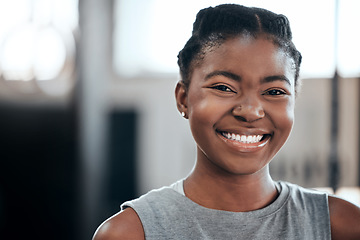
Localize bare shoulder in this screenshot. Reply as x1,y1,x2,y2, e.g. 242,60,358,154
92,208,145,240
328,195,360,240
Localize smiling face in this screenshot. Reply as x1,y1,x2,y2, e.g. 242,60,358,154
176,35,296,176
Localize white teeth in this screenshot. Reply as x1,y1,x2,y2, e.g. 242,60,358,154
222,132,264,144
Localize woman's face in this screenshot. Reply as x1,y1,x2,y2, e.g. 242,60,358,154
177,35,296,176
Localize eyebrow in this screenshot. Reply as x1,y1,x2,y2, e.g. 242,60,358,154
205,70,291,86
262,75,291,86
205,71,241,82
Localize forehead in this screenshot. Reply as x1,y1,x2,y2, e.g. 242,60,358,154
196,35,295,85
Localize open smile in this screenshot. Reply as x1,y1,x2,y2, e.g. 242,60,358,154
217,130,272,152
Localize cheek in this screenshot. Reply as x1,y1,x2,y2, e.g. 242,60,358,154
188,94,224,124
266,97,295,136
287,97,295,122
278,98,295,133
187,99,215,148
189,102,216,132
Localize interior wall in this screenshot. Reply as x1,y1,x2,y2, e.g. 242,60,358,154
338,77,359,186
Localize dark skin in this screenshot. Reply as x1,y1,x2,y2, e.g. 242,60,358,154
93,36,360,240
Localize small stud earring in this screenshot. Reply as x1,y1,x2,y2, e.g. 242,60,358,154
181,112,186,118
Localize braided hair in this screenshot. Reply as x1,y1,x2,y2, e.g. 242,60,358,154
177,4,302,90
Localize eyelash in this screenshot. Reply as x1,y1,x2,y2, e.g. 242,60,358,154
210,84,236,93
263,89,287,96
210,85,287,96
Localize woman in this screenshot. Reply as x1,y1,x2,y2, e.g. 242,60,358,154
94,4,360,239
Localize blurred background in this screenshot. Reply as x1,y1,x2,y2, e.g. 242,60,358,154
0,0,359,239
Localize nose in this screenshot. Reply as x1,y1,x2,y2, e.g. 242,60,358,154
232,97,265,122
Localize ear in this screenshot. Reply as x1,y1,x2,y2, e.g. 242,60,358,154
175,81,188,119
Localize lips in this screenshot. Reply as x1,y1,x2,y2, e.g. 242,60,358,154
216,130,272,152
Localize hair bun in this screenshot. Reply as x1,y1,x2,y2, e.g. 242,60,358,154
192,4,258,38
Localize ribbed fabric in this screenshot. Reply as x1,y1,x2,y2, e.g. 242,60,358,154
121,181,331,239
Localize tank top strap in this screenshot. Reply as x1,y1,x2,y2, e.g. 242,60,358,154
169,178,185,196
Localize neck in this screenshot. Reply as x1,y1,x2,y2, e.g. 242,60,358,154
184,164,278,212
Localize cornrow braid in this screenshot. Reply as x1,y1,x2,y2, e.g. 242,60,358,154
177,4,302,91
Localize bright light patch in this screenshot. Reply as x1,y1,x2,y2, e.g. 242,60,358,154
337,0,360,77
0,0,77,86
1,23,36,81
34,27,67,81
1,23,66,81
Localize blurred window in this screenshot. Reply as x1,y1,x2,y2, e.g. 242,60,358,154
0,0,78,96
114,0,360,79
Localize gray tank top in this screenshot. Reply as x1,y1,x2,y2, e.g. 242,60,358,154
121,180,331,239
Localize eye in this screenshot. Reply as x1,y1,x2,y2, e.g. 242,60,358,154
210,84,236,93
263,88,287,96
